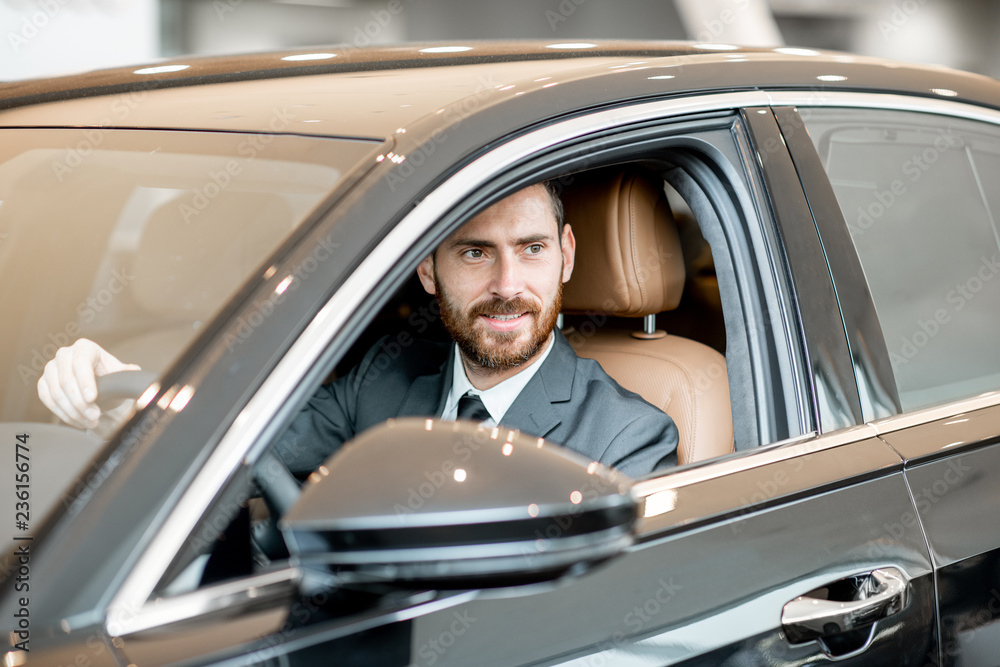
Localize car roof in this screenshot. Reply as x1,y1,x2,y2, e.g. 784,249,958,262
2,40,999,140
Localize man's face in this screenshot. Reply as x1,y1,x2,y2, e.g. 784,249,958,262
417,184,575,373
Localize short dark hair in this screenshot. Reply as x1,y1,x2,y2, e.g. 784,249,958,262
541,180,565,233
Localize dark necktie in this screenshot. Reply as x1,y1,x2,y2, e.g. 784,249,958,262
456,392,491,423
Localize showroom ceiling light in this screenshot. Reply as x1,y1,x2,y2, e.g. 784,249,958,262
773,47,820,57
419,46,473,53
546,43,597,49
133,65,190,75
691,43,740,50
282,53,338,62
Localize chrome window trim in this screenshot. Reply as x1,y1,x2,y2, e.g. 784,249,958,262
105,88,817,634
870,390,1000,435
632,426,878,499
117,568,301,636
766,90,1000,126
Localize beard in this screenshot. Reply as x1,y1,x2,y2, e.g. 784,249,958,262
434,273,562,373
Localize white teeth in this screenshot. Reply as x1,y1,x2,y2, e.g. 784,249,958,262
491,314,522,321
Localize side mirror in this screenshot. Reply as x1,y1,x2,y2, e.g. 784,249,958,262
280,418,637,588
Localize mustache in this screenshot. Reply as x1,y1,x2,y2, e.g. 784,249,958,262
467,297,539,318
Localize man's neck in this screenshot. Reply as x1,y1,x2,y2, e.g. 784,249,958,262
460,333,553,390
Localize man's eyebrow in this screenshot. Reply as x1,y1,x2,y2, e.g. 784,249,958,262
447,237,497,250
515,233,553,245
446,233,554,249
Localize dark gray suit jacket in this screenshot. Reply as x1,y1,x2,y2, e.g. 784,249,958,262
275,330,678,478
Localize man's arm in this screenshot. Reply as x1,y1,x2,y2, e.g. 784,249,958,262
269,335,399,475
269,370,363,475
603,411,679,478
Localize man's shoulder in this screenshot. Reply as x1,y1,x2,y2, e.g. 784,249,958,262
552,334,664,418
356,334,450,381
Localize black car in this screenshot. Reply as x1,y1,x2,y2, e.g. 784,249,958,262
2,40,1000,665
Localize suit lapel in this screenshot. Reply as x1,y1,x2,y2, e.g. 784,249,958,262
501,330,576,438
398,344,453,417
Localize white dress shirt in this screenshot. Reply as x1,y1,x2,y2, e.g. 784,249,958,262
440,333,555,426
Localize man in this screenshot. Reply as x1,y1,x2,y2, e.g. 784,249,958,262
38,183,678,477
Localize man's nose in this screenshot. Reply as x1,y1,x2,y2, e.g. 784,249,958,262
489,253,524,299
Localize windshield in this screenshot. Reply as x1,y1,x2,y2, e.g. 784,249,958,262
1,129,377,423
0,128,378,565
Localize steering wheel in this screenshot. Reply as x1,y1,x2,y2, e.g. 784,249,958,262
94,369,159,409
250,452,304,560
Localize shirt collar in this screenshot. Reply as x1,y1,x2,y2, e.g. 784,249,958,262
443,333,555,425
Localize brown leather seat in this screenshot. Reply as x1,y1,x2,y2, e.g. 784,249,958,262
561,167,733,465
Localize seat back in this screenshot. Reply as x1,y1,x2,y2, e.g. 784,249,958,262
561,167,733,464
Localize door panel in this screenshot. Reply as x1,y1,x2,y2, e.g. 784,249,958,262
877,403,1000,665
407,438,935,666
782,98,1000,665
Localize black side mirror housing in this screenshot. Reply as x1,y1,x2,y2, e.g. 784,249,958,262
280,418,637,588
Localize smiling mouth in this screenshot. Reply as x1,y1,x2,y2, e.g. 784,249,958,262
484,313,525,321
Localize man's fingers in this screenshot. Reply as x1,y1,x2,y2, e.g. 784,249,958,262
36,375,69,425
73,347,102,405
55,345,98,420
38,360,93,429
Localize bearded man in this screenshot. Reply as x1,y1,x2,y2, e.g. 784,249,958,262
38,182,678,477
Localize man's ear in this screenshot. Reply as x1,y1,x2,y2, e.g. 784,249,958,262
417,255,437,294
560,223,576,283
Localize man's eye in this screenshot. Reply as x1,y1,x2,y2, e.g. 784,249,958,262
465,249,483,259
527,244,542,254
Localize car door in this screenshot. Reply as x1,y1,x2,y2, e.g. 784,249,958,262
785,94,1000,666
398,104,938,666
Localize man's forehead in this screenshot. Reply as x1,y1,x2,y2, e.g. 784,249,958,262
447,185,557,243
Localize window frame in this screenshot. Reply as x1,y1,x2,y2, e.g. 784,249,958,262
779,91,1000,423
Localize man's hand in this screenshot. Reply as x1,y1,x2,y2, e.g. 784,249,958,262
37,338,141,430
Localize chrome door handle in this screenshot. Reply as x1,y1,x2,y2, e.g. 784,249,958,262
782,567,909,646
